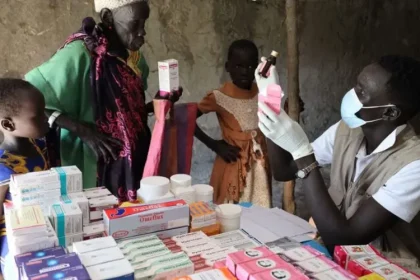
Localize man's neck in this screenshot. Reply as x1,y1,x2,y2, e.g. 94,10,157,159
362,123,399,155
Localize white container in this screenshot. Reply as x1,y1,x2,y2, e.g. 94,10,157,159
215,204,242,233
138,176,171,202
158,59,179,93
193,184,214,203
170,174,191,192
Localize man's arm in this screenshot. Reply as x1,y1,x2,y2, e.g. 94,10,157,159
296,154,399,247
267,140,297,181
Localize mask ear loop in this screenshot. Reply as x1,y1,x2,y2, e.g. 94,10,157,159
360,104,397,123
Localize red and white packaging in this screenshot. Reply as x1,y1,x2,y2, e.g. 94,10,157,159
334,245,379,269
311,267,358,280
103,199,189,240
237,255,303,280
389,272,420,280
250,266,309,280
279,245,323,263
372,263,407,279
347,255,389,277
294,255,338,275
89,195,119,222
158,59,179,94
226,246,274,275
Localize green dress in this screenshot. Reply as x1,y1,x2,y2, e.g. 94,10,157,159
25,40,149,189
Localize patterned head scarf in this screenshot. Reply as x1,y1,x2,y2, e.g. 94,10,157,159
94,0,148,12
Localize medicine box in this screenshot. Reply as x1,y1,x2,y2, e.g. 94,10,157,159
236,255,290,280
103,199,189,240
311,267,358,280
72,236,117,255
347,255,389,277
23,253,82,279
88,195,119,222
294,255,339,275
6,205,46,237
83,222,105,240
174,267,237,280
279,245,323,263
27,265,90,280
158,59,179,93
83,186,111,199
61,192,89,225
78,246,125,267
226,246,274,275
334,245,379,269
250,266,309,280
50,202,83,237
58,232,83,248
86,259,134,280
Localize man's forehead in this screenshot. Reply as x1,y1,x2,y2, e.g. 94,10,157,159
358,63,391,90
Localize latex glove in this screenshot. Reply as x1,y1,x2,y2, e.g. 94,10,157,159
254,57,280,96
258,102,313,160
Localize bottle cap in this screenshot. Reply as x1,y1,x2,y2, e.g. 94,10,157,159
271,50,279,57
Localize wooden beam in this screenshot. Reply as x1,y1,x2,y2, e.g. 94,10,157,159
283,0,300,214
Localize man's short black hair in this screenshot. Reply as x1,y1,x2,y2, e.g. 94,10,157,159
227,39,258,61
378,55,420,114
0,78,35,117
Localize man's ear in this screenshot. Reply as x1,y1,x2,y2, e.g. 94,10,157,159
100,8,114,28
1,118,15,132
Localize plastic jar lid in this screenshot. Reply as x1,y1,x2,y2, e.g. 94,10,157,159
215,204,242,219
140,176,170,197
192,184,213,195
170,174,192,188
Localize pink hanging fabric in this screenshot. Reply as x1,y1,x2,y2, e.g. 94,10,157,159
143,100,197,178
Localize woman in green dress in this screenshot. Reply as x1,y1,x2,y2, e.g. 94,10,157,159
26,0,180,202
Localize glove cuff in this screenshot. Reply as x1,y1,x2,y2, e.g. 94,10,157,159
291,144,314,160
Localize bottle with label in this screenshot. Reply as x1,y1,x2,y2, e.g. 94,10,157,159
171,174,196,204
259,51,278,78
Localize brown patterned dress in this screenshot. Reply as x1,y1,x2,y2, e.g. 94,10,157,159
198,82,272,207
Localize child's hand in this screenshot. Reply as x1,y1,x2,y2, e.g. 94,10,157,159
212,140,241,163
254,57,280,96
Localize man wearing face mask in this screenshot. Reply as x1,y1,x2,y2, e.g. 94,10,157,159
258,55,420,266
25,0,181,202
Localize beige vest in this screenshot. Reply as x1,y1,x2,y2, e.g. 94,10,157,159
329,122,420,266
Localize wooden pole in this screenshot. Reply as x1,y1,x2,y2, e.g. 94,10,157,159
283,0,300,214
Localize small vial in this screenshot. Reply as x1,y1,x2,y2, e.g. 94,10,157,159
259,50,278,78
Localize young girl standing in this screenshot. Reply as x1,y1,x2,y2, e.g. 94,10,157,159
195,40,272,207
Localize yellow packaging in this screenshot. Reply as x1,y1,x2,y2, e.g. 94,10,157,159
359,273,385,280
190,223,221,236
190,202,216,229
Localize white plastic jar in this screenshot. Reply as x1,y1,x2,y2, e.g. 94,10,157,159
215,204,242,233
138,176,173,203
170,174,195,204
192,184,214,204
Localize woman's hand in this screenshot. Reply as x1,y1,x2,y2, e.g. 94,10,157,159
76,122,122,163
155,87,183,103
211,140,241,163
258,102,312,160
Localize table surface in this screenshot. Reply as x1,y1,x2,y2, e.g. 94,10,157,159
238,202,331,258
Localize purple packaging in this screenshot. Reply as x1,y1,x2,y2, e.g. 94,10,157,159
23,253,82,279
28,265,90,280
15,247,66,280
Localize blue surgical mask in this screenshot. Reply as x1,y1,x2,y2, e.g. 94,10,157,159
340,88,395,128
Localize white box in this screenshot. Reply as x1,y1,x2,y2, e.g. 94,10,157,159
50,202,83,237
10,166,82,195
86,259,134,280
6,205,46,237
83,222,105,240
89,195,119,222
61,192,89,225
83,187,111,199
79,246,125,267
73,236,117,254
158,59,179,93
58,232,83,248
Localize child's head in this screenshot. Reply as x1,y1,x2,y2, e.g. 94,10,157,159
226,39,259,90
0,78,48,139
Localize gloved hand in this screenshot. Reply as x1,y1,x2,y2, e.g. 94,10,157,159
254,57,280,96
258,102,313,160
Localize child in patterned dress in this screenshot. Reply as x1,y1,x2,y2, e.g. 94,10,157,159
0,79,49,275
195,40,272,207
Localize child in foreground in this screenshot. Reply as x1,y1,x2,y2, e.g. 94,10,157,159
195,39,272,207
0,79,50,274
